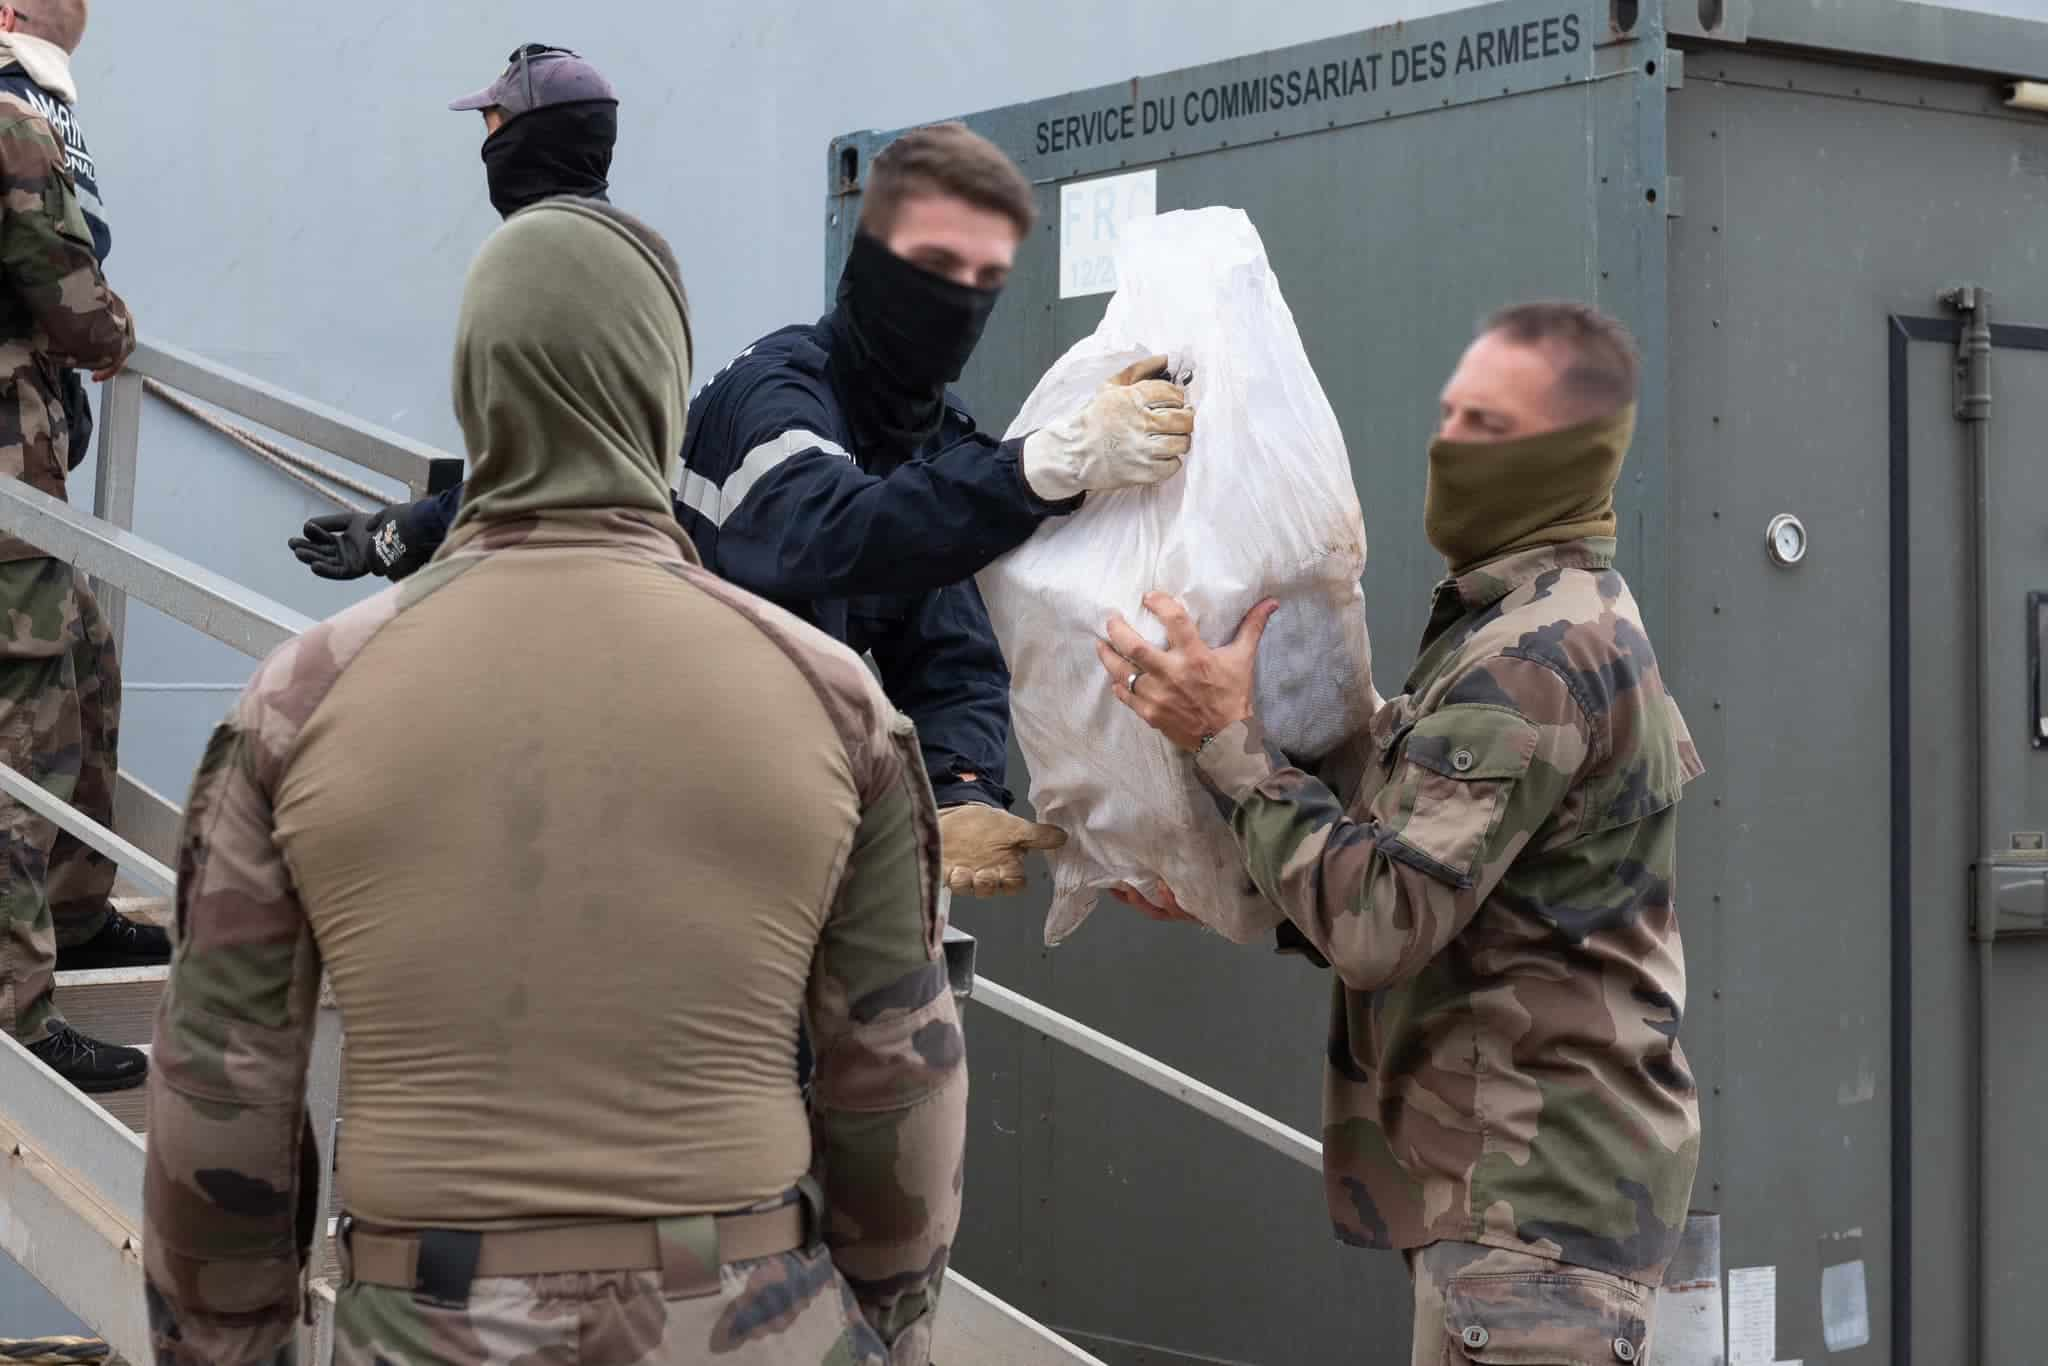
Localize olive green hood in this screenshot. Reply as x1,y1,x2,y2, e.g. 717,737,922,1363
450,197,692,532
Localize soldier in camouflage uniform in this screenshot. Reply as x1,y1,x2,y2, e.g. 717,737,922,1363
1103,302,1701,1365
0,0,159,1096
144,200,964,1365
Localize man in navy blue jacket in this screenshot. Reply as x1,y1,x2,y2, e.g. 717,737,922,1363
297,122,1194,894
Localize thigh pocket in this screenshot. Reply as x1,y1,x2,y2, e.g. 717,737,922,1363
1445,1268,1650,1364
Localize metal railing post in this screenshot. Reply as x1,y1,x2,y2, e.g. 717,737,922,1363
428,456,465,498
90,368,145,656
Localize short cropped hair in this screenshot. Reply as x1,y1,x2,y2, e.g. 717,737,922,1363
24,0,87,52
1482,300,1640,420
859,121,1036,241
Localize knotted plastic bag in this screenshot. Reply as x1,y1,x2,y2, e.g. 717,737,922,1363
980,206,1376,945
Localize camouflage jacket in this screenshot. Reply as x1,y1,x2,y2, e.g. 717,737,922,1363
143,511,965,1366
1195,538,1703,1285
0,90,132,561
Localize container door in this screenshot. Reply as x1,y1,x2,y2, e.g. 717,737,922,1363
1898,307,2048,1366
1672,45,2048,1365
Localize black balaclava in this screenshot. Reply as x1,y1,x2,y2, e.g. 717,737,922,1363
481,100,619,219
828,231,1001,458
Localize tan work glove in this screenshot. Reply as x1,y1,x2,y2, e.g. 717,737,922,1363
937,804,1068,896
1020,355,1194,501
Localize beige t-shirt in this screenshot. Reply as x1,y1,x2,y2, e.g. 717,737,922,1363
275,543,860,1225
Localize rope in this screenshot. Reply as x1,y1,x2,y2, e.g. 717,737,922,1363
141,379,392,515
0,1339,110,1364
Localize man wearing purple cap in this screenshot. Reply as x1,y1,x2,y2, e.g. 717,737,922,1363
451,41,618,218
291,43,617,581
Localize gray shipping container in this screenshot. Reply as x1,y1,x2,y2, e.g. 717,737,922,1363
826,2,2048,1362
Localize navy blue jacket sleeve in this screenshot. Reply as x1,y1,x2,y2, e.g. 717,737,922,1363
865,581,1013,810
383,483,463,581
700,376,1077,601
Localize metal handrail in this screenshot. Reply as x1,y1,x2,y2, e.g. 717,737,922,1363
0,760,172,895
0,477,311,657
118,339,460,496
972,977,1321,1170
86,338,465,653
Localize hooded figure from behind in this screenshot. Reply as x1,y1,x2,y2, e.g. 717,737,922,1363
145,200,967,1366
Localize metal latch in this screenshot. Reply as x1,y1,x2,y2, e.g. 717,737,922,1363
1976,860,2048,940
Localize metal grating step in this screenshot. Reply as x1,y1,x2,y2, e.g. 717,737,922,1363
51,967,164,1050
50,898,173,1135
85,1046,149,1135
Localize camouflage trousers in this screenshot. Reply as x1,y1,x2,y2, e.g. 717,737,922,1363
332,1245,893,1365
1406,1241,1656,1366
0,558,119,1044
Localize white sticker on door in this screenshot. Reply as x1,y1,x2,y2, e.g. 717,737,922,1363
1822,1259,1872,1353
1727,1265,1778,1365
1058,169,1157,299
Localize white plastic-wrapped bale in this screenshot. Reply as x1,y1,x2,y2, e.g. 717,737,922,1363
980,207,1377,945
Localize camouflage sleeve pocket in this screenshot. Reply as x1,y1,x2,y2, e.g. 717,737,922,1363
886,713,946,959
1382,705,1538,887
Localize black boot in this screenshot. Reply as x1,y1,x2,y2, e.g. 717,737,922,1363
57,909,171,970
26,1021,147,1093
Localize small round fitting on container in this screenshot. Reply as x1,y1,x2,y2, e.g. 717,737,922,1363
1766,513,1809,567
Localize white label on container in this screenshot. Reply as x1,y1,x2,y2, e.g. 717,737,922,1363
1058,169,1157,299
1822,1259,1872,1353
1727,1265,1777,1366
1651,1277,1726,1364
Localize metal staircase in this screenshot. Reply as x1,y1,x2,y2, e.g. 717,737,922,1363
0,342,1341,1364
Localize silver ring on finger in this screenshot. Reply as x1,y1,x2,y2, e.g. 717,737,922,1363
1126,672,1142,695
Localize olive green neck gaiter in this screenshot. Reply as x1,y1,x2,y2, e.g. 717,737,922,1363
450,198,692,533
1424,403,1636,574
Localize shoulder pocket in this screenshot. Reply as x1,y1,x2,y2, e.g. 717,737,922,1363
1445,1268,1650,1364
1385,705,1538,886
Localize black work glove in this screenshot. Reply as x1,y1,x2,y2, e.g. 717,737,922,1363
289,507,423,581
59,369,93,471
